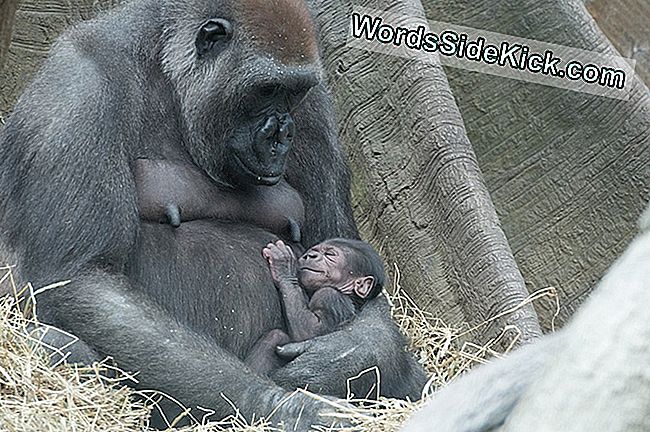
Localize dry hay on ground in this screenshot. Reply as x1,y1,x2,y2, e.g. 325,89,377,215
0,265,557,431
0,267,149,432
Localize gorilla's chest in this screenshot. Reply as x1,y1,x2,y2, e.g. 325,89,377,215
127,220,285,359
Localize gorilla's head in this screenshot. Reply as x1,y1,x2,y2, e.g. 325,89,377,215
160,0,321,187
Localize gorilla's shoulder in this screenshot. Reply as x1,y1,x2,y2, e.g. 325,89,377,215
51,0,163,71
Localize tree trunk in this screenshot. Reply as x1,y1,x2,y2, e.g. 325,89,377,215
0,0,20,73
0,0,119,117
500,220,650,431
586,0,650,87
401,209,650,431
310,0,542,343
422,0,650,330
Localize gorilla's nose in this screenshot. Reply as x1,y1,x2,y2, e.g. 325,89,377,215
254,114,295,164
258,116,280,142
276,114,293,144
253,68,319,111
257,114,294,145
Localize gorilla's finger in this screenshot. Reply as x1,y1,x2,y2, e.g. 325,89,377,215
283,242,296,259
276,340,311,360
277,246,292,260
267,243,281,255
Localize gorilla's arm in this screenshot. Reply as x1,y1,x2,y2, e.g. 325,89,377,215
272,296,428,400
39,271,328,425
0,40,344,428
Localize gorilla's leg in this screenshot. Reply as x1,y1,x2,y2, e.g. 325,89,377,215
26,324,102,366
37,270,349,430
272,297,428,401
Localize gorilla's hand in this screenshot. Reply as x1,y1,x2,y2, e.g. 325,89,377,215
271,296,428,400
271,328,375,399
262,240,298,285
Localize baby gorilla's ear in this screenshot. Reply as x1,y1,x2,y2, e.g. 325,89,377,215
353,276,375,299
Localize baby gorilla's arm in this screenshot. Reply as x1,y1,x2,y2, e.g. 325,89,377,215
278,286,355,342
263,240,349,341
277,281,323,342
307,288,356,331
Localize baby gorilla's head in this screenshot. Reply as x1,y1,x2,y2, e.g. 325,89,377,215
298,238,386,301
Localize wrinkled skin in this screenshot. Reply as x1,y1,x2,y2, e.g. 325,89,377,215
298,242,358,293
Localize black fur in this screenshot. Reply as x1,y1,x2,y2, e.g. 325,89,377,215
0,0,426,428
134,158,305,242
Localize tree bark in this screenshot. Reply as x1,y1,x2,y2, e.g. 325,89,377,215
501,217,650,431
310,0,542,343
0,0,119,117
0,0,20,73
422,0,650,330
401,210,650,432
586,0,650,87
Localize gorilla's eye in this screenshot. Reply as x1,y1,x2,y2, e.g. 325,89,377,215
196,18,233,57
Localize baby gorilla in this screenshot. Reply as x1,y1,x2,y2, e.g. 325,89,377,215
245,238,386,375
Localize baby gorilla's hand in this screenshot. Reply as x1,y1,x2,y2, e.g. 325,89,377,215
262,240,298,285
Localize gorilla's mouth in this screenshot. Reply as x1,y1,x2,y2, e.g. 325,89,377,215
232,154,283,186
226,114,293,186
300,267,323,274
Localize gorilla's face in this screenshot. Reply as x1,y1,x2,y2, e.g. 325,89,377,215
298,243,353,293
223,62,318,186
160,0,321,187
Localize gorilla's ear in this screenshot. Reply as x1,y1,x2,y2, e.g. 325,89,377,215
353,276,375,299
196,18,233,57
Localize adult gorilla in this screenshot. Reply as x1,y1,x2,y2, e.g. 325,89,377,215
0,0,425,428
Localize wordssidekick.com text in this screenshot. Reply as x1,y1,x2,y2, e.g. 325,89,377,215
348,10,634,99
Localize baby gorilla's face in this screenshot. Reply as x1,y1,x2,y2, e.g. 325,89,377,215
297,242,353,293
